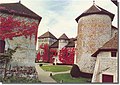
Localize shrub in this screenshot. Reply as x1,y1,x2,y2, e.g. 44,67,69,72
70,64,81,78
39,64,43,66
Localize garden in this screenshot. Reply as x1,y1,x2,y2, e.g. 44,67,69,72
51,73,91,83
40,64,91,83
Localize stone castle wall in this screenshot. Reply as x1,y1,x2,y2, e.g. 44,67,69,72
6,35,36,66
1,13,40,67
77,14,112,73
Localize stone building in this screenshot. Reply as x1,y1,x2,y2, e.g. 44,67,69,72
0,2,42,66
37,32,77,64
58,33,69,50
37,31,57,62
38,31,57,47
75,3,117,78
92,33,118,83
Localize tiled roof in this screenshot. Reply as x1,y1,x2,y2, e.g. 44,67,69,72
50,41,59,48
66,41,75,47
111,0,118,6
38,31,57,39
92,33,118,57
112,25,118,30
65,38,77,47
75,4,114,22
100,33,118,50
0,2,41,21
59,33,69,40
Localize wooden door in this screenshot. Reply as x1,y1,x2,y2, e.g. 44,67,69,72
102,74,113,83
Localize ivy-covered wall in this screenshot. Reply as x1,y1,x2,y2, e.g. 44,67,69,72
0,13,40,66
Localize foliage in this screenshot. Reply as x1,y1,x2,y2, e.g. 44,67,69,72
51,73,91,83
70,64,81,78
37,43,75,64
59,47,75,64
0,15,38,44
41,65,71,72
49,48,58,63
1,77,41,84
37,44,58,63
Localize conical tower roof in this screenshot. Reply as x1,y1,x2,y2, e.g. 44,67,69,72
38,31,57,39
58,33,69,40
0,2,41,21
75,4,114,22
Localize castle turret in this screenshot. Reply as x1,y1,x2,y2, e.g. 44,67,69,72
76,4,114,74
38,31,57,47
58,33,69,50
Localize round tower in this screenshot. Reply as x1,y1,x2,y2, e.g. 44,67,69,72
76,4,114,74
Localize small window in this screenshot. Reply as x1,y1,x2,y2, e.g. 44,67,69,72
68,52,70,56
111,51,116,57
41,50,44,55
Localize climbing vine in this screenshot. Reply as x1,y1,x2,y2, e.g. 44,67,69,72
0,15,39,44
59,47,75,64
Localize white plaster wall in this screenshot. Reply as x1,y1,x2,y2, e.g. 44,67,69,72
92,52,118,83
77,14,112,73
74,41,77,64
97,52,111,58
111,28,118,38
58,40,68,50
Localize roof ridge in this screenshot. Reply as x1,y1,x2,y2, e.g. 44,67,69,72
59,33,69,40
38,31,57,39
0,2,42,21
75,4,114,22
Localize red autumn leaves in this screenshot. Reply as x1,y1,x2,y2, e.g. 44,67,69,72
37,44,75,64
0,15,38,41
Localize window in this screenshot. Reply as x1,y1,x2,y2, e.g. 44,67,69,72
41,50,44,55
111,51,116,57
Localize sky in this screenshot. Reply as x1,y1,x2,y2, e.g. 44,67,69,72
0,0,118,39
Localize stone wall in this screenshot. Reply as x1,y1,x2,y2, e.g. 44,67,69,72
77,14,112,73
6,35,36,66
1,13,40,67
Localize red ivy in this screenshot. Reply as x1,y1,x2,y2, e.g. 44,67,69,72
37,44,75,64
37,44,58,63
0,15,39,44
59,47,75,64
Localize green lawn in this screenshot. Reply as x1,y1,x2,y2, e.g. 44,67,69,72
41,65,72,72
51,73,91,83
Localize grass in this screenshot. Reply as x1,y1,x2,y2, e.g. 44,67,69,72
51,73,91,83
41,65,72,72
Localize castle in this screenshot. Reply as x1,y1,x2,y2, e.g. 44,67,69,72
75,2,118,83
36,31,77,65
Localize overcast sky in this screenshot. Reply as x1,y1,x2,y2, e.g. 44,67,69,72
0,0,118,38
